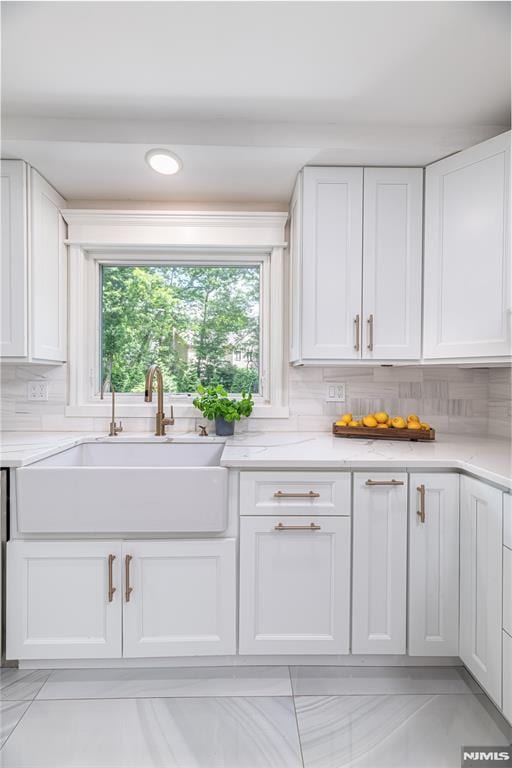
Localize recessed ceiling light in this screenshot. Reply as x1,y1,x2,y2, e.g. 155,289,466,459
145,149,182,175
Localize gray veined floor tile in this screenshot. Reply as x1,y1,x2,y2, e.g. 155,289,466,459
0,696,303,768
0,670,50,701
0,701,31,748
290,665,482,696
36,666,292,700
295,694,511,768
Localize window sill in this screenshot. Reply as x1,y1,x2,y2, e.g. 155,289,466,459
65,402,290,419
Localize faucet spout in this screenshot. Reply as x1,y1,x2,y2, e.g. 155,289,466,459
144,364,174,436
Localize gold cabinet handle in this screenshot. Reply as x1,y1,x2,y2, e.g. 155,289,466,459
274,490,321,498
125,554,133,602
367,314,374,351
354,314,360,351
107,554,116,603
365,479,404,486
417,484,426,523
274,522,321,531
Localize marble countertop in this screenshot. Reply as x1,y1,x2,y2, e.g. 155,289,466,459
1,430,510,490
222,432,512,490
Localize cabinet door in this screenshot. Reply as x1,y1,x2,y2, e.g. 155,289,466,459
0,160,28,357
460,476,503,704
301,167,363,360
289,175,302,363
424,132,511,359
408,473,459,656
362,168,423,360
239,516,350,654
123,540,236,657
30,169,67,361
6,540,122,660
352,473,407,654
503,631,512,725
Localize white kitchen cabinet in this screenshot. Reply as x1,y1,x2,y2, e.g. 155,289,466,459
424,131,511,361
289,166,423,364
503,631,512,725
7,540,122,660
460,476,503,704
239,515,350,654
299,167,363,360
362,168,423,360
408,473,459,656
123,539,236,657
0,160,67,363
1,161,28,357
352,473,408,654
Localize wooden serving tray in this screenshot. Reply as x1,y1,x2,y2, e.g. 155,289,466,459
332,423,436,441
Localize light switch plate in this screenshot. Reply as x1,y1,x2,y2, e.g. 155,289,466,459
28,382,49,401
325,382,346,403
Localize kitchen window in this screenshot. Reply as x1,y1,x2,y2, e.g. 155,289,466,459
64,210,288,419
101,264,262,395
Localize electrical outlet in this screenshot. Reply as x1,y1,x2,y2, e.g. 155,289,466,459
325,382,346,403
28,382,49,401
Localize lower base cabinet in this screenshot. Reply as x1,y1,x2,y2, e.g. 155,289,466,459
7,538,236,660
352,473,408,654
7,540,122,660
408,473,460,656
239,516,350,654
460,476,503,705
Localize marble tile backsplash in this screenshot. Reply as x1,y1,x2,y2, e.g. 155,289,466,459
1,363,511,437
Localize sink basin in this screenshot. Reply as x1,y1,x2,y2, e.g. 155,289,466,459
35,441,224,467
15,441,228,535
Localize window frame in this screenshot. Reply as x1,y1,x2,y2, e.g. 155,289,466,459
66,245,288,421
96,252,268,400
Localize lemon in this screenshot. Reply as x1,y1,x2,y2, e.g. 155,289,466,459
335,420,347,427
420,422,431,431
340,413,352,424
362,414,378,428
407,414,420,423
391,416,407,429
375,411,389,424
348,420,360,427
407,421,421,430
376,423,389,429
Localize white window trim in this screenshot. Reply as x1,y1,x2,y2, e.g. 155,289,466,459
63,210,289,419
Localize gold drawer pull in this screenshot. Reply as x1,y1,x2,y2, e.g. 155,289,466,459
367,314,374,351
365,479,404,486
275,522,321,531
125,554,133,602
107,554,116,603
417,484,426,523
274,490,320,498
354,314,360,351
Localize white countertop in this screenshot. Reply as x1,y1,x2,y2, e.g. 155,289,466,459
1,430,511,490
222,432,512,490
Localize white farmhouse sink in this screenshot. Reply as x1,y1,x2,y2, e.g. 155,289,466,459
15,441,228,534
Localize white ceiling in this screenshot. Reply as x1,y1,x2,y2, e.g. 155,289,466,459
2,1,510,205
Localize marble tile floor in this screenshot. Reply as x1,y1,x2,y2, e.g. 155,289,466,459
0,666,510,768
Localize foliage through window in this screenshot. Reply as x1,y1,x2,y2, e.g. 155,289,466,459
101,265,260,394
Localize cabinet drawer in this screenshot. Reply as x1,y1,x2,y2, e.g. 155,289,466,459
504,547,512,636
239,472,350,516
504,494,512,550
504,631,512,725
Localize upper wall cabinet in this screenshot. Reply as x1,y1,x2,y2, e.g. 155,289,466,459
424,132,511,361
1,160,67,363
289,166,423,364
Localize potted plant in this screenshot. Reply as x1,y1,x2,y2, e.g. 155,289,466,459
193,384,254,436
